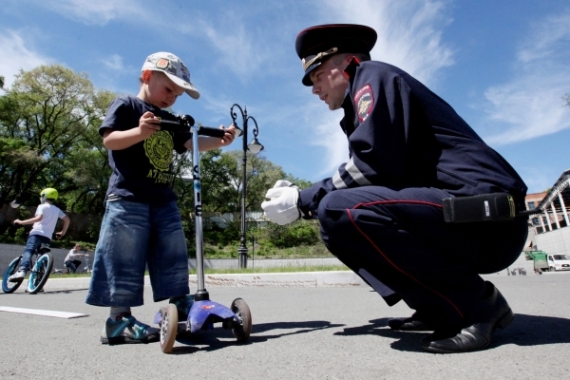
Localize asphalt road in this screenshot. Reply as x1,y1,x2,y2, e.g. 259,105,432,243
1,273,569,379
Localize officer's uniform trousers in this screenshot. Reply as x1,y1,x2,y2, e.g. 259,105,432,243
318,185,528,327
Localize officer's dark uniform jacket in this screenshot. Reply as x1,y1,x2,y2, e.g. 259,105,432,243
298,60,527,217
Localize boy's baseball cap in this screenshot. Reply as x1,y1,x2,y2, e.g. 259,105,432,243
142,52,200,99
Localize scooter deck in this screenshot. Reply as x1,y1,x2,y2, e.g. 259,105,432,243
154,299,240,334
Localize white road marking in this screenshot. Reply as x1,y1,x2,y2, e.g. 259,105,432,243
0,306,88,319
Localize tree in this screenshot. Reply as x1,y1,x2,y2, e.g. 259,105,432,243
225,150,288,213
62,89,116,214
0,65,115,212
172,148,237,215
564,93,570,107
0,75,4,89
1,65,318,248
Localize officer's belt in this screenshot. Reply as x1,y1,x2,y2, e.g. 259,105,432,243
443,193,536,224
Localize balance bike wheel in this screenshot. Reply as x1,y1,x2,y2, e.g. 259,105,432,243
159,303,178,353
2,257,23,294
28,253,53,294
231,298,252,342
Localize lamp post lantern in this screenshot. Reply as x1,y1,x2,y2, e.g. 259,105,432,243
231,104,263,269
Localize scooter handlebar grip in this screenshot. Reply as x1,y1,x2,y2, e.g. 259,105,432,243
197,127,226,138
159,119,189,132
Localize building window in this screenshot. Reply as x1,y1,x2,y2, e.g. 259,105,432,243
527,201,536,209
532,217,539,226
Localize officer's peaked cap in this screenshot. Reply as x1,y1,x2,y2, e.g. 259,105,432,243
295,24,377,86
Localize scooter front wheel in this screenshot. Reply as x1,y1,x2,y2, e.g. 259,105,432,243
160,303,178,353
230,298,252,342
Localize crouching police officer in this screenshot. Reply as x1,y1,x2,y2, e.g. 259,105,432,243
261,24,529,353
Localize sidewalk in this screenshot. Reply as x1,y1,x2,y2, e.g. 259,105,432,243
39,269,569,293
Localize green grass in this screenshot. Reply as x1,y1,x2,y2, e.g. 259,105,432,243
1,265,350,281
49,272,91,278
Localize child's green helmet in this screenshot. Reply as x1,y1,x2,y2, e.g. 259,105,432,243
40,188,59,200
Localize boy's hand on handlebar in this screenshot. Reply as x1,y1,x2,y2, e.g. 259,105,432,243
13,219,23,226
219,124,237,146
138,111,161,139
55,231,64,240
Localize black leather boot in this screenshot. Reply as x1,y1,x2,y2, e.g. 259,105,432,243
420,281,513,353
388,312,434,331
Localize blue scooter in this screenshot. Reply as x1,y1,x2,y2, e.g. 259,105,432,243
154,115,252,353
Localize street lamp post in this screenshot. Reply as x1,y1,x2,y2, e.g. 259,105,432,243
231,104,264,269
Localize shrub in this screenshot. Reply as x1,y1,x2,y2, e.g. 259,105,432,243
267,220,319,248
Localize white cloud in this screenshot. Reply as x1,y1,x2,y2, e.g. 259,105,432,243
323,0,454,84
0,30,51,89
483,75,570,145
101,54,125,71
517,12,570,64
198,21,269,80
482,10,570,145
38,0,147,26
299,0,455,177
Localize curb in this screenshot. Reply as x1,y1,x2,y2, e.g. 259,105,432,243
42,271,366,292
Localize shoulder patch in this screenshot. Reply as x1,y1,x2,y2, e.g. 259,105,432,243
354,84,374,122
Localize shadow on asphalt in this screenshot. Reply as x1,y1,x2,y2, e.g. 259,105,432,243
0,288,88,296
167,320,344,355
333,314,570,353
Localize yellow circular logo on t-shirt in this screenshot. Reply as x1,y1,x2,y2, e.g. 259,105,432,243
144,131,173,171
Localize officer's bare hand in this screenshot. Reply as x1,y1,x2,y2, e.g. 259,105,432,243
219,124,237,146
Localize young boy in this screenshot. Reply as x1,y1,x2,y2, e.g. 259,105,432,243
10,187,70,281
86,52,236,344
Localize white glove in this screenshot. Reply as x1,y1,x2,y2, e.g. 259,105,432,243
261,180,301,225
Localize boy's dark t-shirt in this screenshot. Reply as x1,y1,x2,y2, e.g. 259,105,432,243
99,96,191,205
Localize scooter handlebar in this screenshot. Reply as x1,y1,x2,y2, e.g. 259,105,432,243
159,119,192,132
159,115,226,138
196,127,226,138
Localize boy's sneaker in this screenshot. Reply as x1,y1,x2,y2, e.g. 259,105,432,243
101,313,160,345
9,270,27,282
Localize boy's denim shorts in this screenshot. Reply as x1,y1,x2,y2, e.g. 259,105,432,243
85,198,190,307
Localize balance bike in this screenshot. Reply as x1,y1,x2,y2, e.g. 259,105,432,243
154,115,253,353
2,244,53,294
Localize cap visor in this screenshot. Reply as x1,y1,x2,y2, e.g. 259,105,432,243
302,62,321,86
166,73,200,99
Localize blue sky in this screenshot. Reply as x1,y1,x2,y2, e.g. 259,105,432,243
1,0,569,194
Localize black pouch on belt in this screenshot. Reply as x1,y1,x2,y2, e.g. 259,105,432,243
443,193,516,223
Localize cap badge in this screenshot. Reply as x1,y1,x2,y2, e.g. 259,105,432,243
302,47,338,70
156,58,170,70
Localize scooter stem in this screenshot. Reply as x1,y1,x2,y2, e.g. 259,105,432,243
190,125,209,301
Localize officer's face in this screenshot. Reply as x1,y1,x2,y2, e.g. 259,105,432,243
310,57,349,110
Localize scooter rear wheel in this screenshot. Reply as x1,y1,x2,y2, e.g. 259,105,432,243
230,298,252,342
160,303,178,353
